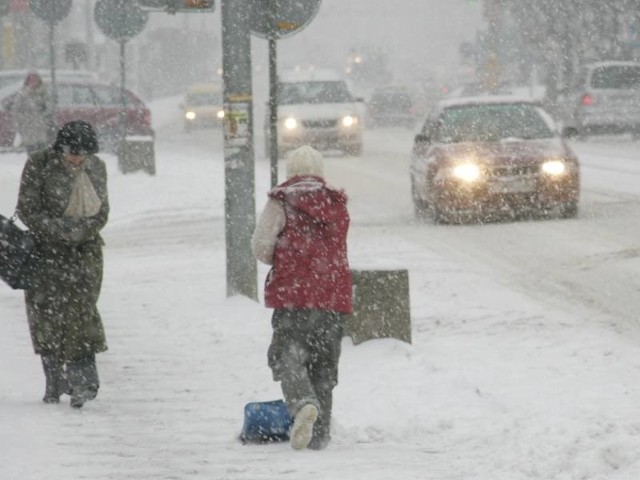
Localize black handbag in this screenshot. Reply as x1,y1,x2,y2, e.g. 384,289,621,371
0,213,38,290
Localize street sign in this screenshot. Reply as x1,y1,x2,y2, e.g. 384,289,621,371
137,0,215,14
249,0,321,39
94,0,148,42
29,0,71,24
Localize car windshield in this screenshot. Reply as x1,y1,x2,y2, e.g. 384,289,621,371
436,103,554,143
591,65,640,89
371,92,412,109
278,81,353,104
187,92,221,105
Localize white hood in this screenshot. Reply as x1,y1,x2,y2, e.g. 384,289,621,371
278,102,359,120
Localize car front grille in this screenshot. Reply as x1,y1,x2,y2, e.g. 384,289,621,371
489,164,540,177
302,119,338,129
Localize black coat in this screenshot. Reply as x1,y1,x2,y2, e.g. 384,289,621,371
16,148,109,360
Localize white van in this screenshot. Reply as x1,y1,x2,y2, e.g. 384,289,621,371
558,61,640,137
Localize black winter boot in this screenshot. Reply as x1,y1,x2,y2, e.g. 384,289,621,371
41,355,65,404
67,355,99,409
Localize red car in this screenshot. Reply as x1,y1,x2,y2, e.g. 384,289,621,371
0,79,153,151
410,96,580,224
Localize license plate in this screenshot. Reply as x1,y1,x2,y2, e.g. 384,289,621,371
489,177,536,194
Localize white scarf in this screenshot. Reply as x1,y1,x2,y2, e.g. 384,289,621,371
64,170,102,218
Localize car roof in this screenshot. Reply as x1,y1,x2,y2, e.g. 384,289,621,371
0,78,139,101
187,83,221,93
437,95,542,109
279,69,344,83
0,68,98,80
584,60,640,69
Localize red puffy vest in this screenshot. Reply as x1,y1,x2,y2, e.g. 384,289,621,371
263,175,353,313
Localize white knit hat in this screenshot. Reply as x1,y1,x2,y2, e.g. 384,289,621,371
285,145,324,179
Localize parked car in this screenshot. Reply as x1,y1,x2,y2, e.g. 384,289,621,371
366,85,417,128
558,61,640,137
264,69,363,157
0,78,153,151
0,69,98,90
180,83,224,131
410,96,580,224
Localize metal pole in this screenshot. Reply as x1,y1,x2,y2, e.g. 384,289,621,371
49,21,58,116
119,40,126,141
268,0,278,188
221,0,257,300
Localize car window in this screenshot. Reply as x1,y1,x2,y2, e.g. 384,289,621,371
0,76,23,90
56,85,76,107
278,81,354,104
93,85,140,108
55,84,95,106
590,65,640,89
371,92,412,109
186,92,221,105
436,103,554,143
91,85,118,106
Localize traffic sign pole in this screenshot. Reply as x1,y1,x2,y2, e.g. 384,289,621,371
268,0,278,188
221,0,257,300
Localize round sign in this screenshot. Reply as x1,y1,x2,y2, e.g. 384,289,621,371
29,0,72,24
249,0,321,39
94,0,148,42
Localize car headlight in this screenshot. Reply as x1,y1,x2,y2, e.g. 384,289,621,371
341,115,358,127
284,117,298,129
452,163,482,182
542,160,566,176
217,109,225,119
185,111,196,120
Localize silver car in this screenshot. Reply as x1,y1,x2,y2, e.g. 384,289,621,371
558,61,640,137
264,70,364,157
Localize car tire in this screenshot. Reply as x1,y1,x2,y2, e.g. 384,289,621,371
345,143,363,157
411,181,429,220
432,202,449,225
559,201,578,219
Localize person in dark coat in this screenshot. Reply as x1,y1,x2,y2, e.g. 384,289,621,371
16,120,109,409
11,72,53,154
252,145,353,450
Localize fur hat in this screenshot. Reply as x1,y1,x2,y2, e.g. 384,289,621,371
285,145,324,179
53,120,99,155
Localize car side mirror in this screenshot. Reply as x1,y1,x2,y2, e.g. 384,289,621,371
413,133,431,155
560,126,575,139
414,133,430,144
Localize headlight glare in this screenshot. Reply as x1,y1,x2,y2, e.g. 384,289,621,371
185,111,196,120
542,160,566,175
217,109,225,119
452,163,482,182
284,117,298,129
342,115,357,127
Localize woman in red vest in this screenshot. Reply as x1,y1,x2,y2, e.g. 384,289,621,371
252,145,352,450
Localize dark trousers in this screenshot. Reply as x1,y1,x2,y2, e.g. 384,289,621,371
268,309,345,445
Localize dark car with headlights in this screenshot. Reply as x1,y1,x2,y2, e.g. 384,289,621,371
264,70,363,157
366,85,416,128
410,96,580,223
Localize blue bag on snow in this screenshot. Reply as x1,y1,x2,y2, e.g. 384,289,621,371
239,399,292,444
